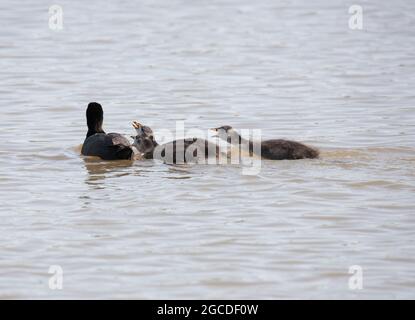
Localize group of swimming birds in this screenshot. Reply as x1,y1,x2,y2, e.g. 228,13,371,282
81,102,319,163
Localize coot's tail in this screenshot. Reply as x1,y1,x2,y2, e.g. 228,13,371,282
305,146,319,159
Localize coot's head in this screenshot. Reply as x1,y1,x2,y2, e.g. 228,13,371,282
131,121,157,154
211,125,241,144
86,102,105,137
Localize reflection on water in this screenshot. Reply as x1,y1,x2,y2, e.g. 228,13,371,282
1,0,415,299
83,157,135,184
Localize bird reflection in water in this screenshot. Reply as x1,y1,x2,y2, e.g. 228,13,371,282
82,156,135,186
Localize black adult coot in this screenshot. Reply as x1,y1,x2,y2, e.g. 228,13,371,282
211,125,319,160
81,102,133,160
131,121,220,164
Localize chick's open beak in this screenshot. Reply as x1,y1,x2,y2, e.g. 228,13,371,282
132,121,142,129
210,127,220,138
133,121,147,137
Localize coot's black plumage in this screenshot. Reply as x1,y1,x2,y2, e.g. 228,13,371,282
81,102,133,160
212,125,319,160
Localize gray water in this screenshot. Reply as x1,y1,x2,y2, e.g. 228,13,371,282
0,0,414,299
